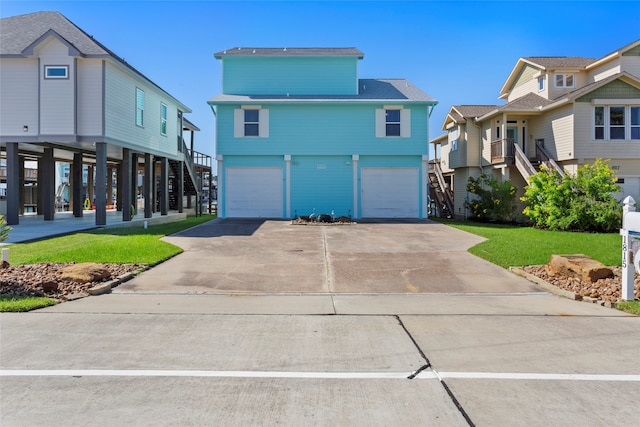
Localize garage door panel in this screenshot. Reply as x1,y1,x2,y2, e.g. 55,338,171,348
226,168,283,218
361,168,418,218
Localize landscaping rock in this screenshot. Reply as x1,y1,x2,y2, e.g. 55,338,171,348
40,280,58,292
59,263,111,283
0,263,144,299
545,254,613,283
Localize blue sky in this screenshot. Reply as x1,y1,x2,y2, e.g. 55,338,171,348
2,1,639,169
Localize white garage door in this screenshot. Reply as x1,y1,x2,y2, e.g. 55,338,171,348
226,167,283,218
361,168,419,218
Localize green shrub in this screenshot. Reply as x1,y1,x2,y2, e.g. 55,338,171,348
465,174,518,222
521,159,621,232
0,215,11,243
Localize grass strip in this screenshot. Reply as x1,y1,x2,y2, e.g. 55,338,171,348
436,219,621,269
0,295,57,312
6,215,216,266
615,300,640,315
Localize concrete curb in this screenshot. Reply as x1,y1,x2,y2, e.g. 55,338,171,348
510,266,619,308
510,266,582,300
81,266,149,298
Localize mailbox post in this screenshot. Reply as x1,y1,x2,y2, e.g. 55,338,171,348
621,196,639,301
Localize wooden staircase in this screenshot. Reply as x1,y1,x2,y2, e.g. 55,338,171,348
428,160,454,218
514,141,565,184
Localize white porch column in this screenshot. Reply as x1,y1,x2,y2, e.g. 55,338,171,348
501,113,508,156
422,154,429,219
216,155,223,218
352,155,359,219
284,154,291,218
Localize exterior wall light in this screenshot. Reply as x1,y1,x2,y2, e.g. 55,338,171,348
23,125,28,132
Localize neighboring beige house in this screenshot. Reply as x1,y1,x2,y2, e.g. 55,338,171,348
430,39,640,219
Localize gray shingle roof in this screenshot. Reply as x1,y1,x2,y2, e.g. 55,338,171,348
0,11,108,56
453,105,497,118
523,56,596,69
499,93,554,111
1,11,191,112
214,47,364,58
208,78,436,104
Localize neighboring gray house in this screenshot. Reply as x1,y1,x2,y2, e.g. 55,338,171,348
0,11,210,225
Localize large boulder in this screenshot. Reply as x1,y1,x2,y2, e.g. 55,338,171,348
545,254,613,283
59,263,111,283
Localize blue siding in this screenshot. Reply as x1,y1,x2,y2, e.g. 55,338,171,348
217,104,429,156
291,155,353,218
222,57,358,95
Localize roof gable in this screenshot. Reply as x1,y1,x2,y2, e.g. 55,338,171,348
21,29,81,57
0,11,108,56
574,73,640,102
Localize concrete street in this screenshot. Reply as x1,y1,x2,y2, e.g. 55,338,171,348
1,219,638,426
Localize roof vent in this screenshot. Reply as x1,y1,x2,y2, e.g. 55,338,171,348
253,49,256,53
284,47,287,51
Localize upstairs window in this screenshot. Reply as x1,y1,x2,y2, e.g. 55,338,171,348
631,107,640,140
44,65,68,79
234,107,269,138
375,108,411,138
135,88,145,127
385,110,401,136
538,76,545,92
594,105,640,140
554,73,574,88
609,106,625,140
449,126,459,151
160,103,167,135
244,109,259,136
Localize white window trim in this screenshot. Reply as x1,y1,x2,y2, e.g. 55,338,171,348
449,126,459,151
554,73,575,89
375,107,411,138
135,88,144,127
44,65,69,79
160,102,168,136
593,104,640,141
234,106,269,138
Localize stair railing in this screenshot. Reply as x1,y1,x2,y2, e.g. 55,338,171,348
429,160,454,216
513,143,537,184
535,141,565,177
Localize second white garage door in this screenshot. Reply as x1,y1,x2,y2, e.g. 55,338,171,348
226,167,283,218
361,168,419,218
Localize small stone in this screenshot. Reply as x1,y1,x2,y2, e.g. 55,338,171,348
40,281,58,292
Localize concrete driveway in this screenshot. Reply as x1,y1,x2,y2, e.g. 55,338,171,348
3,218,638,426
117,218,540,294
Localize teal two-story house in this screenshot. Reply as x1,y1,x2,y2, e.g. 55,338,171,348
208,47,437,219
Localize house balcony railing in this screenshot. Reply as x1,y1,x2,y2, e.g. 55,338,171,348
490,138,515,164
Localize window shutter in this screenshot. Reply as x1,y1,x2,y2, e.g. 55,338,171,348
375,109,385,137
400,109,411,137
234,109,243,138
259,109,269,138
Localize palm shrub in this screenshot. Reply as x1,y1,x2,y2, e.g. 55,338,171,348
521,159,621,232
0,215,11,243
465,174,518,222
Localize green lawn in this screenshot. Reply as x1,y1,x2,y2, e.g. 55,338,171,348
1,215,216,312
0,295,57,312
436,219,621,268
7,215,216,266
